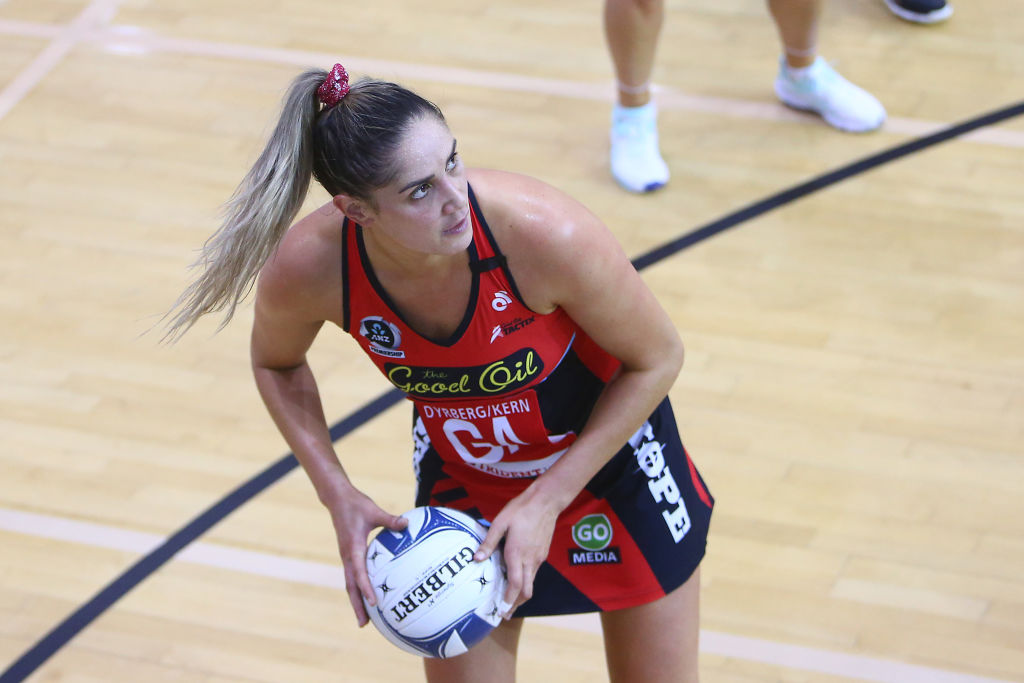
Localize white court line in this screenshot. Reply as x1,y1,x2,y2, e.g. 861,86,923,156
0,17,1022,147
0,2,118,122
541,613,1014,683
0,506,1014,683
0,507,344,590
87,30,1024,149
0,19,63,40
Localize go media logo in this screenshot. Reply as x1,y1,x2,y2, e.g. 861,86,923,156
569,514,621,566
572,514,612,550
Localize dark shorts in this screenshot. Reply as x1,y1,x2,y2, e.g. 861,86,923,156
413,397,713,616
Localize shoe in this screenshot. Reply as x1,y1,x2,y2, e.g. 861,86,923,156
609,102,669,193
883,0,953,23
774,57,887,133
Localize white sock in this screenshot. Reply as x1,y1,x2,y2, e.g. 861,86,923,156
613,101,657,122
783,60,816,81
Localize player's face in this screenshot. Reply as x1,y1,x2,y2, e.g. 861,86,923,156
368,116,471,256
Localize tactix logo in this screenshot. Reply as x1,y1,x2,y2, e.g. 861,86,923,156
489,316,535,344
491,290,513,311
568,514,621,566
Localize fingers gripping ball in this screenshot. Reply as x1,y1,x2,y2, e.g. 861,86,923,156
363,507,508,658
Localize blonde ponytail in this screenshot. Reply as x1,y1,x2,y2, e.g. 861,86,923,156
161,69,326,341
162,67,446,341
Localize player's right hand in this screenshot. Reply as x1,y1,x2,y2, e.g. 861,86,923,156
326,490,408,626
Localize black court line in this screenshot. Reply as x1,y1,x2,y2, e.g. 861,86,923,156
632,100,1024,270
0,389,406,683
3,99,1022,683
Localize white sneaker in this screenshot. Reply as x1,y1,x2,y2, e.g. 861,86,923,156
610,102,669,193
774,57,887,133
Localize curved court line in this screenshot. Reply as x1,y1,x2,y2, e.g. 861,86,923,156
3,99,1023,682
0,507,1013,683
631,99,1024,271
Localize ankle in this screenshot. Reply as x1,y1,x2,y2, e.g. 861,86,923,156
617,81,652,108
783,45,817,69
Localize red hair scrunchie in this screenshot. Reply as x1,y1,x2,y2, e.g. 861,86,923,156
318,63,350,107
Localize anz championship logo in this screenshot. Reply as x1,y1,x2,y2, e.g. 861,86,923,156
569,514,621,566
359,316,405,359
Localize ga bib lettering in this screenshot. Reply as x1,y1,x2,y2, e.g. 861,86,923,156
417,390,574,479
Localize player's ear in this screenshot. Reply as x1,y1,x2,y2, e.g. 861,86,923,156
333,194,375,226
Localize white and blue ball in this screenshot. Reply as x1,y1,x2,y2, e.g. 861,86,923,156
363,506,507,658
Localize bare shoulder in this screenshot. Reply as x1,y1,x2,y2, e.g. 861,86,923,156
467,168,600,250
467,168,624,310
257,201,345,325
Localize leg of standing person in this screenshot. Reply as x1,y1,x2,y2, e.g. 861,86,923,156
604,0,670,194
601,567,702,683
422,618,523,683
768,0,887,132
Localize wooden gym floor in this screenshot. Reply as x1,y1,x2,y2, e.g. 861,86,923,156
1,0,1022,681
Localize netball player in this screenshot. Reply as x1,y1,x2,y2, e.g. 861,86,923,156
166,65,713,682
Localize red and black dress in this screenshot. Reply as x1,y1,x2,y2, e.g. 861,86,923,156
342,186,713,615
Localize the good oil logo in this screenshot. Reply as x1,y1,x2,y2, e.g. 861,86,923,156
385,348,543,399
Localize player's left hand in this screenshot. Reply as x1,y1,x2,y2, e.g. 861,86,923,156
473,487,562,618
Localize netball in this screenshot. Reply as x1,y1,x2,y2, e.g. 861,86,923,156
362,507,507,658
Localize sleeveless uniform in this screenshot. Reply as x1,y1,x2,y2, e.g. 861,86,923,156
342,186,713,616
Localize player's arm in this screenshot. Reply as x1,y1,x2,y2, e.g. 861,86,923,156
250,213,406,626
470,171,683,610
516,179,683,512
